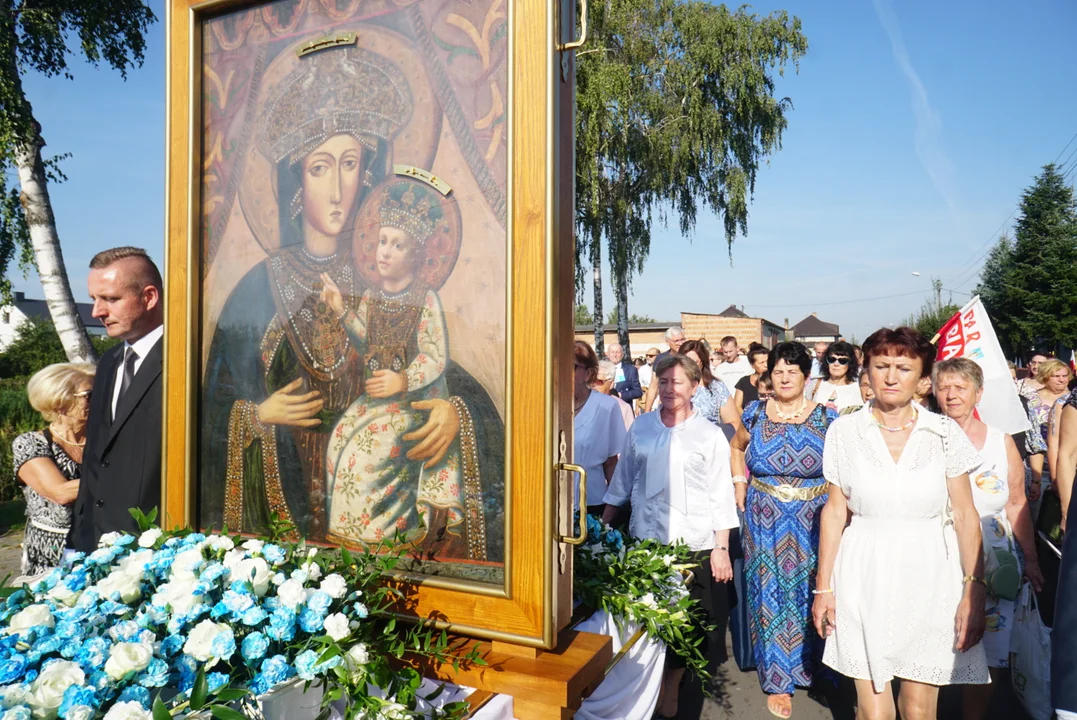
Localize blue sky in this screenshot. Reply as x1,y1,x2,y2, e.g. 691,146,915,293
10,0,1077,342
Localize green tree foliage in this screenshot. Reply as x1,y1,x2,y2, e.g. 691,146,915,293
606,309,655,324
0,0,155,359
902,300,962,342
575,0,807,353
574,303,594,326
976,165,1077,357
0,316,119,378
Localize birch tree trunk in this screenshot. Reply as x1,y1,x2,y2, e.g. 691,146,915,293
590,237,604,357
614,263,630,360
14,125,97,363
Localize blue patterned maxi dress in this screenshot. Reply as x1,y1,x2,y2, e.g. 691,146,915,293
742,401,837,696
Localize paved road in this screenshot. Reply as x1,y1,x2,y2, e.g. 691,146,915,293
0,527,1032,719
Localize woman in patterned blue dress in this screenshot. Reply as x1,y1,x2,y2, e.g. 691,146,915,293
729,342,837,719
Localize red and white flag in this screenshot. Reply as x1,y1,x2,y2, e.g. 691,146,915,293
934,296,1031,434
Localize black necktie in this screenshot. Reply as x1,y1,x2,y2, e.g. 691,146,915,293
116,346,138,417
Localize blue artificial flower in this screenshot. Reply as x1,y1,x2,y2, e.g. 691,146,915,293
222,590,254,616
207,672,229,693
200,563,227,584
88,670,111,692
228,580,251,595
109,621,141,642
209,627,237,662
298,607,324,634
184,533,207,545
163,537,181,549
261,545,286,565
209,602,230,621
175,655,198,693
31,634,64,657
138,658,170,688
1,706,31,720
75,638,110,672
0,654,27,684
294,649,340,681
249,654,296,695
241,632,269,663
54,621,81,640
118,684,151,709
265,607,296,642
114,535,136,548
305,591,331,616
240,606,267,627
160,634,184,658
59,684,96,718
353,602,369,619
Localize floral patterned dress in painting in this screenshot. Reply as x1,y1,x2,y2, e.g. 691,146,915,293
325,281,464,553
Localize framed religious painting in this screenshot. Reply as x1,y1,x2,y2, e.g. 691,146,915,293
162,0,583,647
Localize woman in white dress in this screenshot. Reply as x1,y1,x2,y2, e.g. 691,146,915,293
813,327,988,720
602,354,738,719
574,341,627,515
810,340,862,412
933,358,1043,719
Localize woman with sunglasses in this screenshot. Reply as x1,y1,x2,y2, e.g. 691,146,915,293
811,340,862,412
13,362,95,575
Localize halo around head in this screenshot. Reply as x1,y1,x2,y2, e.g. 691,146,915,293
237,26,442,253
354,176,462,291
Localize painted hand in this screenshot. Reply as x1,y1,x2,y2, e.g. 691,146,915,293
257,378,323,428
320,273,344,317
404,399,461,469
365,370,406,399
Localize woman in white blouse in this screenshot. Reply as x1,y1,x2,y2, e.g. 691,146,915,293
574,341,627,515
602,354,738,719
811,340,862,412
813,327,988,720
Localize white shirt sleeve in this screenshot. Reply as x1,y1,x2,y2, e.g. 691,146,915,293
606,399,627,460
823,420,844,489
708,431,740,533
603,429,634,506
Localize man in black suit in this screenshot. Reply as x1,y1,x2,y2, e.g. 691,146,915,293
70,247,164,552
605,343,642,405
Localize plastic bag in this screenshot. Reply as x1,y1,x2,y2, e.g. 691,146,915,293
1010,582,1053,720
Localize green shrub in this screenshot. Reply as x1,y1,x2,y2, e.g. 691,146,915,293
0,378,42,503
0,316,119,379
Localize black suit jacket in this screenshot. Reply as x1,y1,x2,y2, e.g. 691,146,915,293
612,361,642,403
1053,491,1077,712
70,336,163,552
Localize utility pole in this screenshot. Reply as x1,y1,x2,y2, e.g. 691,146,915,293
932,276,943,313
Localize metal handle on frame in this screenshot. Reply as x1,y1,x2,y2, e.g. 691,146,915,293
557,462,588,545
557,0,588,51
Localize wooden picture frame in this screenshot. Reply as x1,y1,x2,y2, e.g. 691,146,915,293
163,0,580,648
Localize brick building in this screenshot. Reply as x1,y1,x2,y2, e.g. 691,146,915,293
681,305,786,350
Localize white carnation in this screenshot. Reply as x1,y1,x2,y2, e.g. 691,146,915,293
205,535,235,552
183,619,232,663
98,532,122,547
323,613,350,641
152,578,203,615
231,557,271,596
95,570,142,604
170,547,205,580
276,578,308,610
344,643,369,681
319,574,347,599
46,582,80,607
241,539,264,553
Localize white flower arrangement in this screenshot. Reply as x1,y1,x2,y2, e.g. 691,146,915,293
0,509,482,719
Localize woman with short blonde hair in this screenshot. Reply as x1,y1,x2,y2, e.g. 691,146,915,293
15,362,95,575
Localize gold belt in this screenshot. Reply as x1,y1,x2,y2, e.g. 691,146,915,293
750,478,829,503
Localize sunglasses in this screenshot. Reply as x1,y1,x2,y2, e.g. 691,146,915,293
73,390,92,398
826,356,850,366
646,354,657,358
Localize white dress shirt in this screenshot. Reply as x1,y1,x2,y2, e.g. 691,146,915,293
603,410,739,551
111,324,163,419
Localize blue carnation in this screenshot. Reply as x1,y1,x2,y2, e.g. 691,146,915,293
54,621,81,640
109,621,141,642
353,602,369,619
262,545,286,564
31,634,64,656
207,672,229,693
241,632,269,663
265,607,296,642
200,563,227,584
88,670,111,692
305,591,331,616
210,627,237,661
209,602,230,621
240,606,267,626
161,634,184,657
75,638,110,672
118,684,150,708
184,533,207,545
59,684,96,718
138,657,170,688
228,580,251,595
175,655,198,693
298,607,324,634
249,654,296,696
1,706,31,720
0,654,27,684
222,590,254,616
294,649,340,681
114,535,135,547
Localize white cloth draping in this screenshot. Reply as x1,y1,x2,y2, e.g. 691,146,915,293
574,610,666,720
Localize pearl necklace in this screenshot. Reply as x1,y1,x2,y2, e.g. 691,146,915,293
870,403,918,433
772,397,806,421
49,424,85,447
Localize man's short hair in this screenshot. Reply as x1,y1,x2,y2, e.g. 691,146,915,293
720,336,737,347
90,247,163,290
664,326,685,342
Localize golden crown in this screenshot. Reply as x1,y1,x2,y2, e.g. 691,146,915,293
259,46,413,166
378,181,442,245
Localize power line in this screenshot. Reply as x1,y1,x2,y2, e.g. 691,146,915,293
1052,129,1077,165
745,286,977,311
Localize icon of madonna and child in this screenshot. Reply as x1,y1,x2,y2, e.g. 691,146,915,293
199,38,506,583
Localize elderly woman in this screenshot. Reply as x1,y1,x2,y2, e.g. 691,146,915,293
933,358,1043,719
814,327,988,720
811,340,862,412
729,342,838,719
734,343,770,415
680,340,738,427
602,354,738,719
14,363,95,575
574,341,627,515
596,360,634,431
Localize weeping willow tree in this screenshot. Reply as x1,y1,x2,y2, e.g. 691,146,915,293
575,0,807,356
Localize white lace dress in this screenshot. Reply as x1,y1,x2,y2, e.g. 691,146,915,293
821,406,989,691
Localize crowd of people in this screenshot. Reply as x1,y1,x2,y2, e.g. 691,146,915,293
576,327,1077,720
10,246,1077,719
